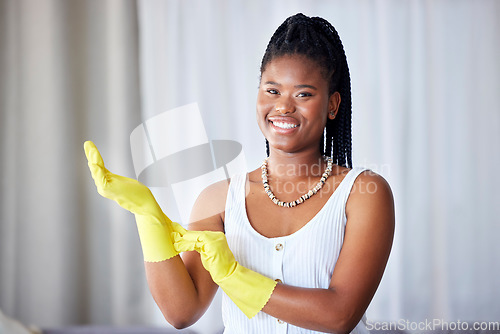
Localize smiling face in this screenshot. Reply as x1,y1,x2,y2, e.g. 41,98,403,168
257,54,340,156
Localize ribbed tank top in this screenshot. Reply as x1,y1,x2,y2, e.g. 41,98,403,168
222,167,370,334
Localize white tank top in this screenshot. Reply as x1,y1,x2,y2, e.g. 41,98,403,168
222,167,370,334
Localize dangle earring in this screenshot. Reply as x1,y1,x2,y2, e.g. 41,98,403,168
323,127,327,153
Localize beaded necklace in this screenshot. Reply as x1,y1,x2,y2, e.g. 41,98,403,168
261,156,333,208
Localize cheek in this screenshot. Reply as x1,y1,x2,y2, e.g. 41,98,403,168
256,93,266,123
256,92,273,115
301,105,330,132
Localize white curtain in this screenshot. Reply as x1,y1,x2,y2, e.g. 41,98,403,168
1,0,499,331
0,0,154,327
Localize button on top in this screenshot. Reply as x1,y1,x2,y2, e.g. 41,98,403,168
275,243,283,251
277,319,285,324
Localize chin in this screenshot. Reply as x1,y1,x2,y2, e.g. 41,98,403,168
267,141,300,154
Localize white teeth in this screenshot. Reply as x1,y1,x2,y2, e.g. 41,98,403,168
273,121,298,129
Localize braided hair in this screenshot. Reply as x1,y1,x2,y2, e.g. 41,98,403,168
261,13,352,168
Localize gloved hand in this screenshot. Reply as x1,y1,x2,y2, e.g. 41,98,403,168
173,229,277,318
84,140,185,262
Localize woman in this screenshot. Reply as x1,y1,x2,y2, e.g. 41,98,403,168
85,13,394,334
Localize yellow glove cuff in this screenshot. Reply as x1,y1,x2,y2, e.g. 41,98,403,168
219,264,277,319
135,214,178,262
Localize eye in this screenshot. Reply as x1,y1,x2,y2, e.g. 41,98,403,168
266,89,279,95
297,92,313,97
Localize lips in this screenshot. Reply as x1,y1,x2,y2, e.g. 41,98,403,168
272,121,298,129
268,116,300,131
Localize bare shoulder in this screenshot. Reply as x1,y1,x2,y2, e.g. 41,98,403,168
196,178,231,200
349,169,393,205
188,178,231,232
346,169,395,231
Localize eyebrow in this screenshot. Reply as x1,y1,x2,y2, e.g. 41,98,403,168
264,81,318,90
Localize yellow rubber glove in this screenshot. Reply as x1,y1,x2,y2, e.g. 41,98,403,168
84,140,184,262
173,230,277,318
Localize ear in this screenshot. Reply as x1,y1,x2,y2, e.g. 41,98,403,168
328,92,341,120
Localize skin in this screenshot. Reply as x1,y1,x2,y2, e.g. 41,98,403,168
145,54,395,333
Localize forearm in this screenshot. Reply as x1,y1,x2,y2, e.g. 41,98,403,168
84,141,217,327
145,254,216,329
262,284,365,334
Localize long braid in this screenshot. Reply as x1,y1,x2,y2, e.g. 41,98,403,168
261,13,352,168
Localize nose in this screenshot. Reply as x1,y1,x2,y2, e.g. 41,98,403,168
275,96,295,114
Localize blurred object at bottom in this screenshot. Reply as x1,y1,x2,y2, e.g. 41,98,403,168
0,309,41,334
41,326,204,334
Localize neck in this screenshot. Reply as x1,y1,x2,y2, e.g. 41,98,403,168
266,149,327,179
